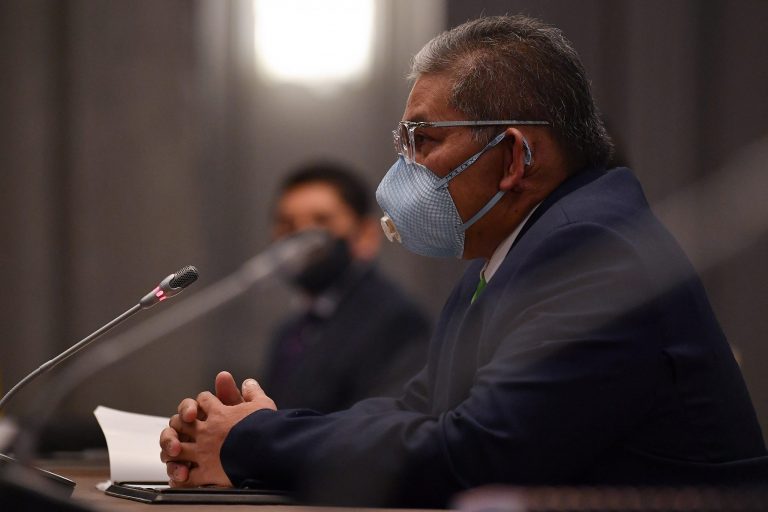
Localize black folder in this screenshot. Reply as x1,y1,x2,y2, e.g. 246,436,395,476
105,481,293,504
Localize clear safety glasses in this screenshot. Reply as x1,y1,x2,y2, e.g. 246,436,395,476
392,120,549,164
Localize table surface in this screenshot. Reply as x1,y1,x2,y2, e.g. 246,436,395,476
38,459,436,512
29,459,768,511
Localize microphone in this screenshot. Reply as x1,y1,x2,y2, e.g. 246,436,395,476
10,229,332,462
0,266,198,411
0,265,198,507
140,265,200,308
0,232,329,508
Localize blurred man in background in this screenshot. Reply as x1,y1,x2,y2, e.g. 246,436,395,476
263,162,430,412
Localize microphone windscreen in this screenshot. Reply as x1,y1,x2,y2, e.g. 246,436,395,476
169,265,199,289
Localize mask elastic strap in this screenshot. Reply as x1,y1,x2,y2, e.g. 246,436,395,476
460,190,506,232
435,131,507,189
459,137,533,232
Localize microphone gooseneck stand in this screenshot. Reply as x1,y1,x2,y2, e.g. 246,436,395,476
0,265,199,510
6,230,331,499
0,266,199,411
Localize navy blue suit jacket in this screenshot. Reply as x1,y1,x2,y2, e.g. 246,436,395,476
263,266,431,413
221,168,765,507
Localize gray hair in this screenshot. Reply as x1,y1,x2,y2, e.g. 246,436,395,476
410,15,613,169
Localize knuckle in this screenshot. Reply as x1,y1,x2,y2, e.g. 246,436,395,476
177,399,190,414
180,400,200,421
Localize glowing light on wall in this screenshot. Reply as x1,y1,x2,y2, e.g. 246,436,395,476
253,0,375,84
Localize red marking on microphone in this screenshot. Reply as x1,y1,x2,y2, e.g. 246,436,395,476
155,290,165,298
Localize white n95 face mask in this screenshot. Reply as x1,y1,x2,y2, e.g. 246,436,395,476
375,133,531,258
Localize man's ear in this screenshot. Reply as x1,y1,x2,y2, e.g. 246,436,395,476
499,127,532,192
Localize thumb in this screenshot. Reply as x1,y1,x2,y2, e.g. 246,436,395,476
215,371,243,406
241,378,269,404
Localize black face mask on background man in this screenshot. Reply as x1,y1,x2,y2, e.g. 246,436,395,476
289,236,352,296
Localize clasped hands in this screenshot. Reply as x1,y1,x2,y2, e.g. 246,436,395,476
159,371,276,487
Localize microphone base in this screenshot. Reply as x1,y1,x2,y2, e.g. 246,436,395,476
0,479,88,511
0,453,78,505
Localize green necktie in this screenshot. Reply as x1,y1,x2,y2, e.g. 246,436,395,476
471,272,487,304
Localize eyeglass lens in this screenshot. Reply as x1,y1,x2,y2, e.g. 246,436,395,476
393,123,415,162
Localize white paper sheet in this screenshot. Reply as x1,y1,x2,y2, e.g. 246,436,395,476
94,405,169,482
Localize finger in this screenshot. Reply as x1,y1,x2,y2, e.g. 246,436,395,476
160,427,181,462
168,415,197,440
161,449,191,464
166,461,191,485
215,371,244,406
160,426,195,456
242,379,276,409
196,390,222,414
160,426,182,457
162,440,199,464
178,398,203,422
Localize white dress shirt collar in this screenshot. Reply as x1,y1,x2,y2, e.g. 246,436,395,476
482,203,541,283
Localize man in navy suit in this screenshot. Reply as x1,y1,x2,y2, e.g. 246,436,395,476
160,15,765,507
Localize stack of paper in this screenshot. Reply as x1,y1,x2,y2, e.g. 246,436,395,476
94,405,169,483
